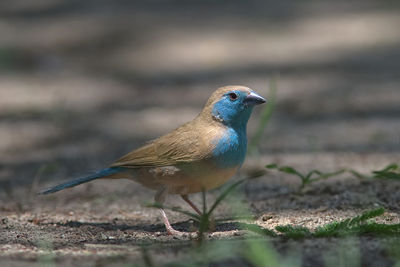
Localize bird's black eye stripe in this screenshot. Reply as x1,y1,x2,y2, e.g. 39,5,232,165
228,92,238,101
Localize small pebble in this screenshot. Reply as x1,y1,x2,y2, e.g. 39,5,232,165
262,214,273,221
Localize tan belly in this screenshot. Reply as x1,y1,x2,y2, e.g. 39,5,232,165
132,165,239,195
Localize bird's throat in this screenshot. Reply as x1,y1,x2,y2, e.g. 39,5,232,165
212,126,247,169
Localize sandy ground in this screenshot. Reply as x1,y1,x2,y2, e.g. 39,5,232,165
1,0,400,266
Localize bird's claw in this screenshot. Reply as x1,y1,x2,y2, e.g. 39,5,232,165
166,227,183,236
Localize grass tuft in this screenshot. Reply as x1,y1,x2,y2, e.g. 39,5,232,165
147,177,251,240
237,222,277,237
242,208,399,239
349,163,400,180
271,208,399,239
372,163,400,180
267,162,400,191
266,163,346,191
275,225,311,239
313,208,386,237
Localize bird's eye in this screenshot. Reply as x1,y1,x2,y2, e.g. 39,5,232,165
228,92,238,101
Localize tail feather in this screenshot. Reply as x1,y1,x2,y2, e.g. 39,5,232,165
39,167,122,195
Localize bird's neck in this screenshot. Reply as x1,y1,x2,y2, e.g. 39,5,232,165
211,123,248,169
211,106,253,129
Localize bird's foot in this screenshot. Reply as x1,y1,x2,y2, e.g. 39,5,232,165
160,208,188,236
166,226,184,236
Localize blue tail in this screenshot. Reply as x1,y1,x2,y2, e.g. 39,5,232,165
39,167,122,195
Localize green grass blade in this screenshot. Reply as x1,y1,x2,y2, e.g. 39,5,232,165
357,222,400,235
243,239,280,267
248,76,277,154
314,220,348,237
197,190,210,242
237,222,277,237
314,208,385,237
374,172,400,179
267,163,348,190
307,169,346,183
348,169,370,179
266,164,305,180
375,163,398,173
275,225,311,239
141,246,155,267
308,169,346,179
201,189,207,216
372,163,400,179
207,179,247,217
348,207,385,226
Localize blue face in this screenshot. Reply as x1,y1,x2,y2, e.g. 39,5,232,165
211,90,254,128
210,89,265,168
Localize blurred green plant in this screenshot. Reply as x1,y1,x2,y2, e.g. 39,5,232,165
385,237,400,267
324,238,360,267
370,163,400,180
248,76,277,155
158,237,300,267
313,207,393,237
37,235,56,267
140,207,398,266
275,225,311,239
266,163,346,191
243,239,280,267
147,178,249,241
148,161,400,240
180,240,239,267
238,222,276,237
141,246,156,267
244,207,400,239
348,163,400,180
244,238,301,267
266,162,400,191
147,170,265,241
139,161,400,267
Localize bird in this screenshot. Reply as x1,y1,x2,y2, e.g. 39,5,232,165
39,85,266,235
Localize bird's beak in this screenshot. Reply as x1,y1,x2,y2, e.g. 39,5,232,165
244,91,266,105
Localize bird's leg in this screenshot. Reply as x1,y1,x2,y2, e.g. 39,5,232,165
181,194,202,216
159,208,181,235
155,186,181,235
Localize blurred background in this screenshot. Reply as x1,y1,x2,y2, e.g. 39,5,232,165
1,0,400,212
1,1,400,265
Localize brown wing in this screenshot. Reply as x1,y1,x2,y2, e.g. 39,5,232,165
110,120,222,168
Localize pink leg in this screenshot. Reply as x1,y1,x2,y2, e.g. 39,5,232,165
181,194,202,216
159,208,181,235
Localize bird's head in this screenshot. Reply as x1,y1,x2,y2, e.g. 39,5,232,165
202,86,266,127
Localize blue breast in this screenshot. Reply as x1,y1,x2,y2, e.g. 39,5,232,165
212,126,247,168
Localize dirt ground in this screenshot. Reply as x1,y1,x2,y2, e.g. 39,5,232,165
1,1,400,266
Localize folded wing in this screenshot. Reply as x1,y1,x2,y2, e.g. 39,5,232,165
110,120,222,168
